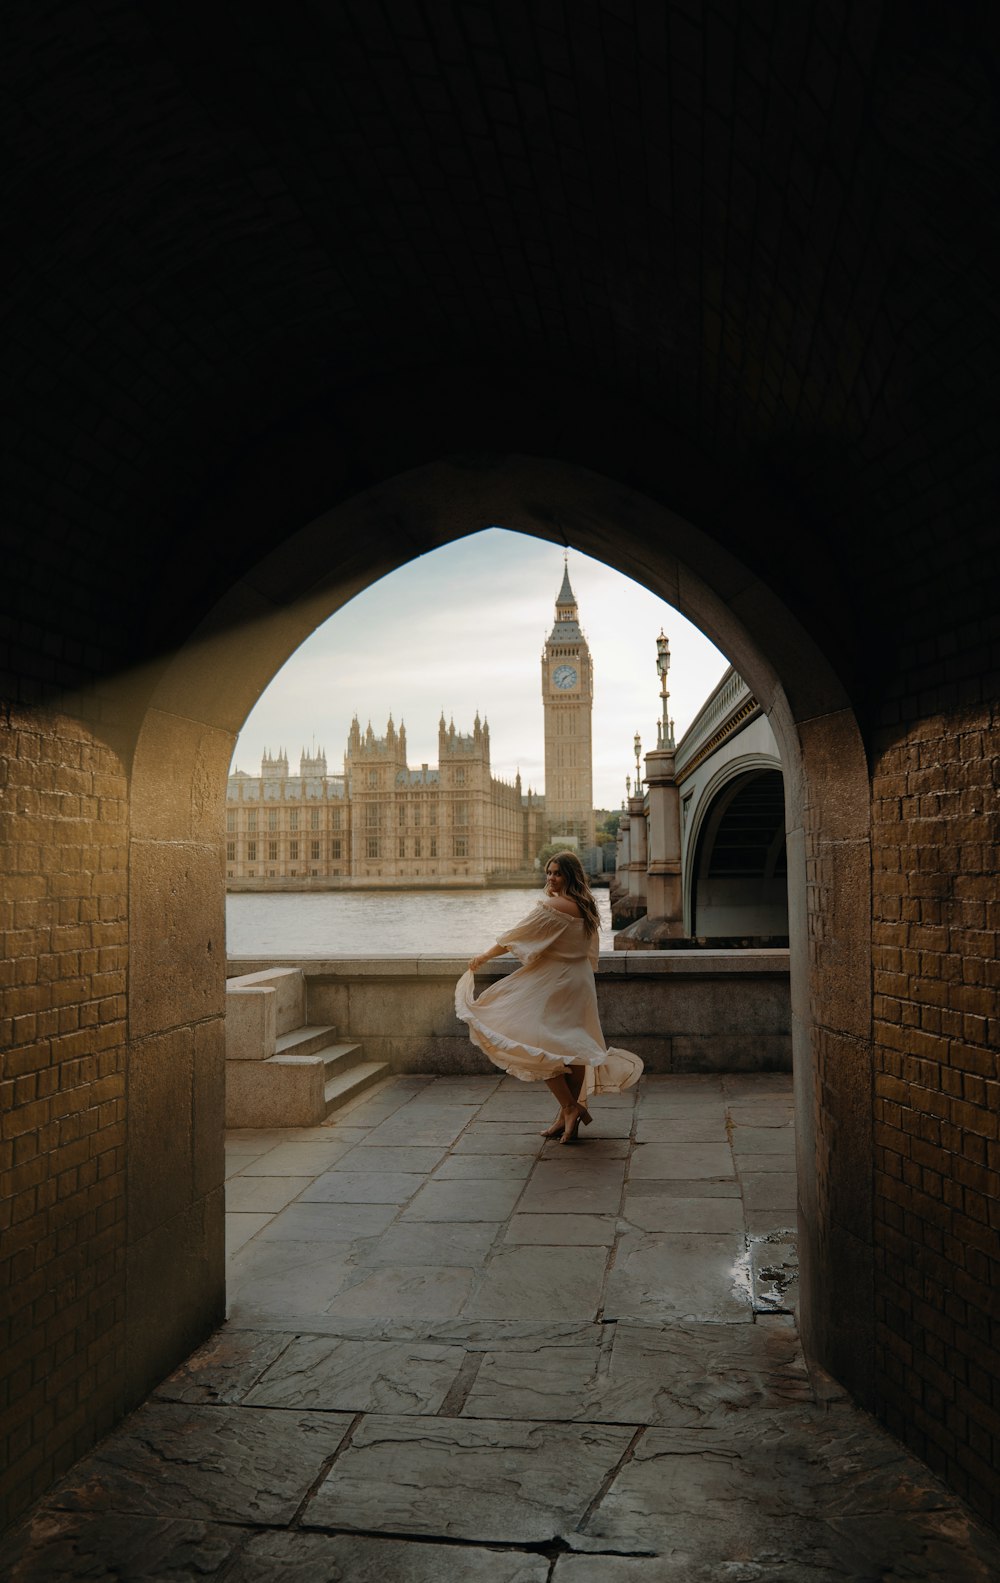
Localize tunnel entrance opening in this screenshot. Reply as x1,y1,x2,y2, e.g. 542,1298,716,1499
121,454,872,1435
690,768,789,947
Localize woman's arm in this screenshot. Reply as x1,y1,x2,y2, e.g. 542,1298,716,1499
468,943,505,971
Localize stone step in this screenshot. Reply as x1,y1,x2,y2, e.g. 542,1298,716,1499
323,1059,391,1118
274,1024,340,1060
271,1042,362,1073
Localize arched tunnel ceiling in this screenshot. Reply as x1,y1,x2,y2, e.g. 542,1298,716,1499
3,1,997,720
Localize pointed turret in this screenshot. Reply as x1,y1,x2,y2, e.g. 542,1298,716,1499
550,556,582,640
556,555,576,615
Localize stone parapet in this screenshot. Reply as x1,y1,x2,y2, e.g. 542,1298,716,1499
226,952,791,1076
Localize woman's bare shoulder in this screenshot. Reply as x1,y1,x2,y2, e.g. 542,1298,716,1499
541,895,583,919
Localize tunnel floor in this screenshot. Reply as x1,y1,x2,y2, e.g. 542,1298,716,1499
3,1074,998,1580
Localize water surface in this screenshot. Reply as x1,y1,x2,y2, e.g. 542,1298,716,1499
226,887,616,957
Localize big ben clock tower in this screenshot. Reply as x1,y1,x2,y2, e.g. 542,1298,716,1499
542,558,595,847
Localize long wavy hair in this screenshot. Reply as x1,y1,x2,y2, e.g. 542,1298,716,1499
545,850,601,937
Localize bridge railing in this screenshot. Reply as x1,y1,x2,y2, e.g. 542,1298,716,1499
674,666,755,777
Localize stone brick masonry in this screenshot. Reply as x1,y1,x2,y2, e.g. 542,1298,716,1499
0,713,128,1524
872,702,1000,1521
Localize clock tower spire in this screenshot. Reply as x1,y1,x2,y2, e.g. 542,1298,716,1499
542,556,595,849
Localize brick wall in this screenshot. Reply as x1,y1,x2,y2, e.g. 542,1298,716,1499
0,711,128,1527
872,701,1000,1519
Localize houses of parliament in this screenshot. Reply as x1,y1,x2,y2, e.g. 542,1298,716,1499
226,564,596,888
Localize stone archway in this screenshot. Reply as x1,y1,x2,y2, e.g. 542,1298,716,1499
123,452,873,1414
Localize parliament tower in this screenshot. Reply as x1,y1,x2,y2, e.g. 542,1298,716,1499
542,560,595,847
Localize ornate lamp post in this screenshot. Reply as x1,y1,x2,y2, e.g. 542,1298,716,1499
655,630,675,749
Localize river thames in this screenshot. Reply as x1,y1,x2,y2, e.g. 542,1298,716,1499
226,887,617,957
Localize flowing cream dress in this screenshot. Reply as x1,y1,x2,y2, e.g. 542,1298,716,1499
455,898,643,1098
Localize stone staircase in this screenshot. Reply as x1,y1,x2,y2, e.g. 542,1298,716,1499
225,967,388,1127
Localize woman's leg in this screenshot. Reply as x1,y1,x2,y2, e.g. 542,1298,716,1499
543,1069,591,1143
541,1071,575,1137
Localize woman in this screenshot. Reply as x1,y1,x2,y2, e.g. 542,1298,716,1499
455,851,643,1144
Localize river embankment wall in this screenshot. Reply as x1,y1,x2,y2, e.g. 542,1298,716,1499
226,951,791,1073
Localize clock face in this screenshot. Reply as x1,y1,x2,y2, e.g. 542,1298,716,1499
553,664,578,690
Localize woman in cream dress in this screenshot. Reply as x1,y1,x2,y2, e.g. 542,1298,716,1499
455,850,643,1143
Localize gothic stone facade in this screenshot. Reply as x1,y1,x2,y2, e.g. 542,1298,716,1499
227,715,546,889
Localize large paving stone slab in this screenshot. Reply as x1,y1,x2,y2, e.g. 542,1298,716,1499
303,1415,636,1543
634,1117,729,1142
453,1126,548,1155
243,1333,465,1413
582,1407,969,1554
332,1096,413,1126
746,1207,799,1235
433,1153,537,1180
604,1231,752,1324
723,1074,794,1096
45,1401,354,1524
154,1328,293,1404
629,1142,735,1179
406,1077,500,1103
731,1125,796,1152
635,1095,726,1117
257,1202,398,1241
531,1155,628,1184
475,1095,555,1121
505,1213,618,1245
359,1220,501,1268
325,1144,449,1174
225,1174,312,1212
463,1244,609,1320
400,1179,526,1221
0,1513,243,1581
462,1340,604,1422
733,1150,799,1172
238,1139,360,1176
237,1529,549,1582
625,1177,741,1199
516,1177,622,1215
226,1213,272,1254
301,1170,426,1204
463,1317,812,1426
327,1265,475,1318
228,1252,357,1318
365,1107,481,1146
573,1111,634,1139
228,1235,358,1286
620,1192,745,1233
741,1172,797,1210
600,1320,814,1422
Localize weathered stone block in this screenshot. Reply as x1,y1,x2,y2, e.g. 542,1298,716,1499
129,841,225,1040
127,1029,193,1244
225,1058,325,1129
130,709,233,845
228,967,303,1037
224,986,276,1062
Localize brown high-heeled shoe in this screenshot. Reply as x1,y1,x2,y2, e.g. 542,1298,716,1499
541,1116,565,1140
559,1104,593,1144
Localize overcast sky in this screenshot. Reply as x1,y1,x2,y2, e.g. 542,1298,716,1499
231,528,731,809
